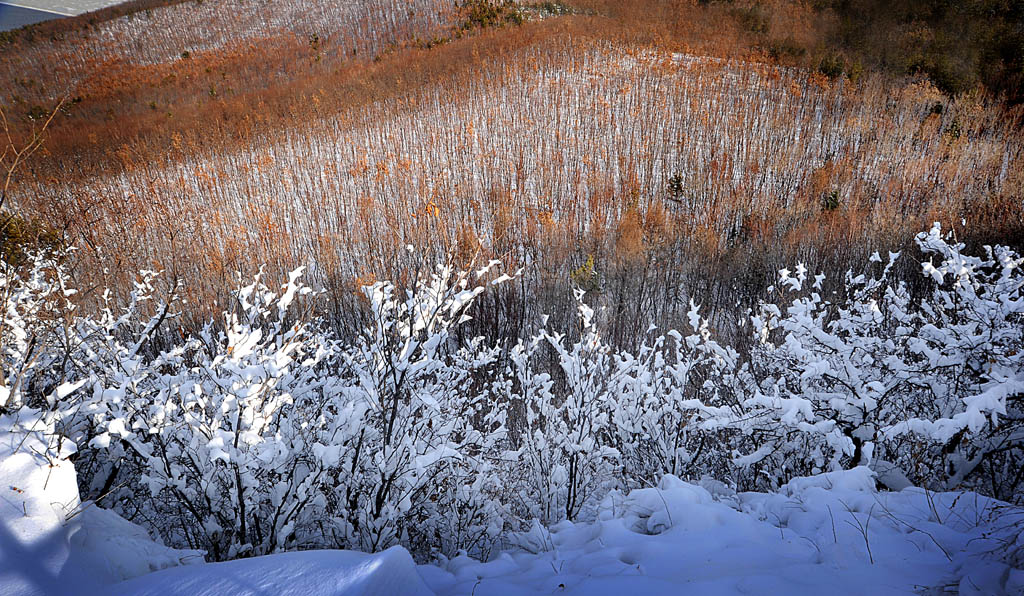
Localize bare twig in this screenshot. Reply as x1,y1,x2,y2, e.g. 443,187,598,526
0,98,65,215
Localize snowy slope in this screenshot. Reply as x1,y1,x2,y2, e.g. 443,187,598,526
0,412,87,596
0,0,124,18
101,469,1023,596
111,547,433,596
419,470,1023,596
0,410,201,596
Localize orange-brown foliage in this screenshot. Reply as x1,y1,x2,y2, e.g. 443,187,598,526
3,1,1021,331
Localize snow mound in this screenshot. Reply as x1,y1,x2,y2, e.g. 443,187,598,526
0,412,84,596
780,466,878,496
68,505,204,581
421,472,1023,596
0,411,201,596
600,474,716,535
110,546,433,596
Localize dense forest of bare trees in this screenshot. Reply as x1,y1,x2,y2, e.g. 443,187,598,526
2,2,1021,351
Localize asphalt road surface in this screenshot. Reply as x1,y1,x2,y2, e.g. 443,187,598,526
0,0,124,30
0,3,62,30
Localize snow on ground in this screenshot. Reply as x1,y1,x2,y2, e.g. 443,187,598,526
2,409,1021,595
0,0,122,19
0,410,201,596
111,547,433,596
107,468,1022,596
420,470,1023,596
0,411,85,596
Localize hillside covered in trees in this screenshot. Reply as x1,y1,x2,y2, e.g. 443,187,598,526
0,1,1022,595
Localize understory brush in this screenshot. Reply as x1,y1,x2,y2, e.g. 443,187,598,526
0,223,1020,562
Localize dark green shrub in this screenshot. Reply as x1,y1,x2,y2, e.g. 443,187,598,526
26,105,49,121
767,37,806,60
945,118,963,140
0,212,62,266
732,4,770,35
458,0,523,31
845,59,864,83
822,190,840,211
667,173,684,202
818,53,844,79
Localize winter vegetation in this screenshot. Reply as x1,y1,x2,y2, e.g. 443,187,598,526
3,1,1021,347
1,223,1022,592
1,0,1023,594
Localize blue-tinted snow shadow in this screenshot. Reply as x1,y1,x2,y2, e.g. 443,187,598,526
0,511,94,596
0,507,271,596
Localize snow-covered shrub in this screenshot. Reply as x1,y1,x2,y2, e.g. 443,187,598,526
329,261,512,557
0,251,79,413
78,268,339,560
609,302,742,487
1,223,1020,568
507,289,622,523
885,225,1023,498
64,260,518,562
62,269,181,464
491,330,558,526
737,253,913,487
735,224,1022,495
